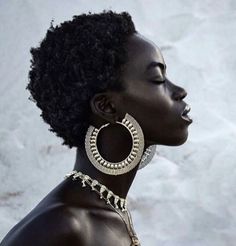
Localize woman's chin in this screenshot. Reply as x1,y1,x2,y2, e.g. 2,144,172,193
150,130,189,146
169,131,189,146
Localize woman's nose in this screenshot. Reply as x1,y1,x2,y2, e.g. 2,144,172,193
172,85,187,101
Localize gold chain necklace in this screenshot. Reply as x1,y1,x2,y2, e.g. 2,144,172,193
65,170,141,246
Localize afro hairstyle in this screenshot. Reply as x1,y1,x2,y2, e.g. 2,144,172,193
26,10,137,148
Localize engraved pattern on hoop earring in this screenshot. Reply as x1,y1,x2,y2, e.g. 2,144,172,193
138,145,157,170
85,113,145,176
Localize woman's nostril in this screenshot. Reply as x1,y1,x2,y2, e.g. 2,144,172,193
173,88,187,101
181,89,187,100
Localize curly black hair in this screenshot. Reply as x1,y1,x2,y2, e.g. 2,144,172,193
26,10,137,148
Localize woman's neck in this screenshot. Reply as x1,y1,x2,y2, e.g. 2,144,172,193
73,148,136,198
73,123,151,198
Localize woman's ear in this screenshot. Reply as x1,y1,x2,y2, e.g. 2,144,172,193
90,92,118,123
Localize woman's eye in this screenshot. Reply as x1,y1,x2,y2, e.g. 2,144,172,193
150,79,165,84
148,72,167,84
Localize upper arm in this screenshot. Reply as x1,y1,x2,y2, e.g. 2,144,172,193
1,206,84,246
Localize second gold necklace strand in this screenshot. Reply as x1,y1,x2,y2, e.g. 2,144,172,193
65,170,141,246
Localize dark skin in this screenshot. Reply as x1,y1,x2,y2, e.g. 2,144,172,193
0,33,191,246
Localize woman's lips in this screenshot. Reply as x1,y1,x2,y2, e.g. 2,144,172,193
181,104,193,123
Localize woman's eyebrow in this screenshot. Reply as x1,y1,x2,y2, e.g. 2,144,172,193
146,61,167,72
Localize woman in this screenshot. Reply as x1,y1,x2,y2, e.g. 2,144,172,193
1,10,192,246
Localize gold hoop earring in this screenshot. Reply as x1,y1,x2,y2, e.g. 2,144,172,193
85,113,144,175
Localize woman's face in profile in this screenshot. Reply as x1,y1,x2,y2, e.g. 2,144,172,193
116,33,192,146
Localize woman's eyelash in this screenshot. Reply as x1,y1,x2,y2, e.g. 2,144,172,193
150,79,165,84
149,72,167,84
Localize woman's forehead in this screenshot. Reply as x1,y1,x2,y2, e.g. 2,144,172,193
124,33,166,75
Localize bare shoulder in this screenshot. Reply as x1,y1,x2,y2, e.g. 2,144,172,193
0,204,86,246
